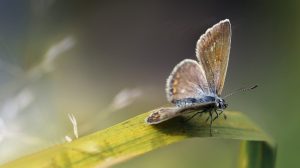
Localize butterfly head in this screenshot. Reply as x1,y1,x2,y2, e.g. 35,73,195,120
216,98,228,110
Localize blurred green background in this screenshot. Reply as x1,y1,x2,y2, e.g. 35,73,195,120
0,0,298,167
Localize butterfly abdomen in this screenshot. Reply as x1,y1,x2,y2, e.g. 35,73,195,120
174,96,216,107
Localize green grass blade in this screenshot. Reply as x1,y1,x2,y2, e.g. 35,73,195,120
1,111,276,168
239,141,277,168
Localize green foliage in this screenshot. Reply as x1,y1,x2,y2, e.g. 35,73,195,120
1,111,276,168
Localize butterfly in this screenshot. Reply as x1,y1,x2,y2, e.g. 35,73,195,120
145,19,256,135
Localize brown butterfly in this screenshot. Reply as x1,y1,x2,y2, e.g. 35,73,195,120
145,19,256,135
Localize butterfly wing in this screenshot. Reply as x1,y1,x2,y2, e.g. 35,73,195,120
146,102,215,124
166,59,210,104
145,107,180,124
196,19,231,96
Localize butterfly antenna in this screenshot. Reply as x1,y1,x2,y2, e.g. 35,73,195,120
224,84,258,98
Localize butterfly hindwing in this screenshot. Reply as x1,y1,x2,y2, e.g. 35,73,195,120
196,19,231,96
145,107,180,124
146,102,215,125
166,59,210,104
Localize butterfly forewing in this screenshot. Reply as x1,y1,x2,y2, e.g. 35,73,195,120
196,19,231,96
166,59,210,104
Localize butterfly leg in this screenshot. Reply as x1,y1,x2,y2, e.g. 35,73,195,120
212,109,220,121
209,110,214,136
218,110,227,120
205,115,210,123
184,110,205,122
205,107,216,123
223,113,227,120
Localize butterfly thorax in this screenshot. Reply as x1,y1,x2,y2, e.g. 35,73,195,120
174,96,228,110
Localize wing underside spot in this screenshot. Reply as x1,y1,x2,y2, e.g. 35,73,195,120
145,107,180,124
